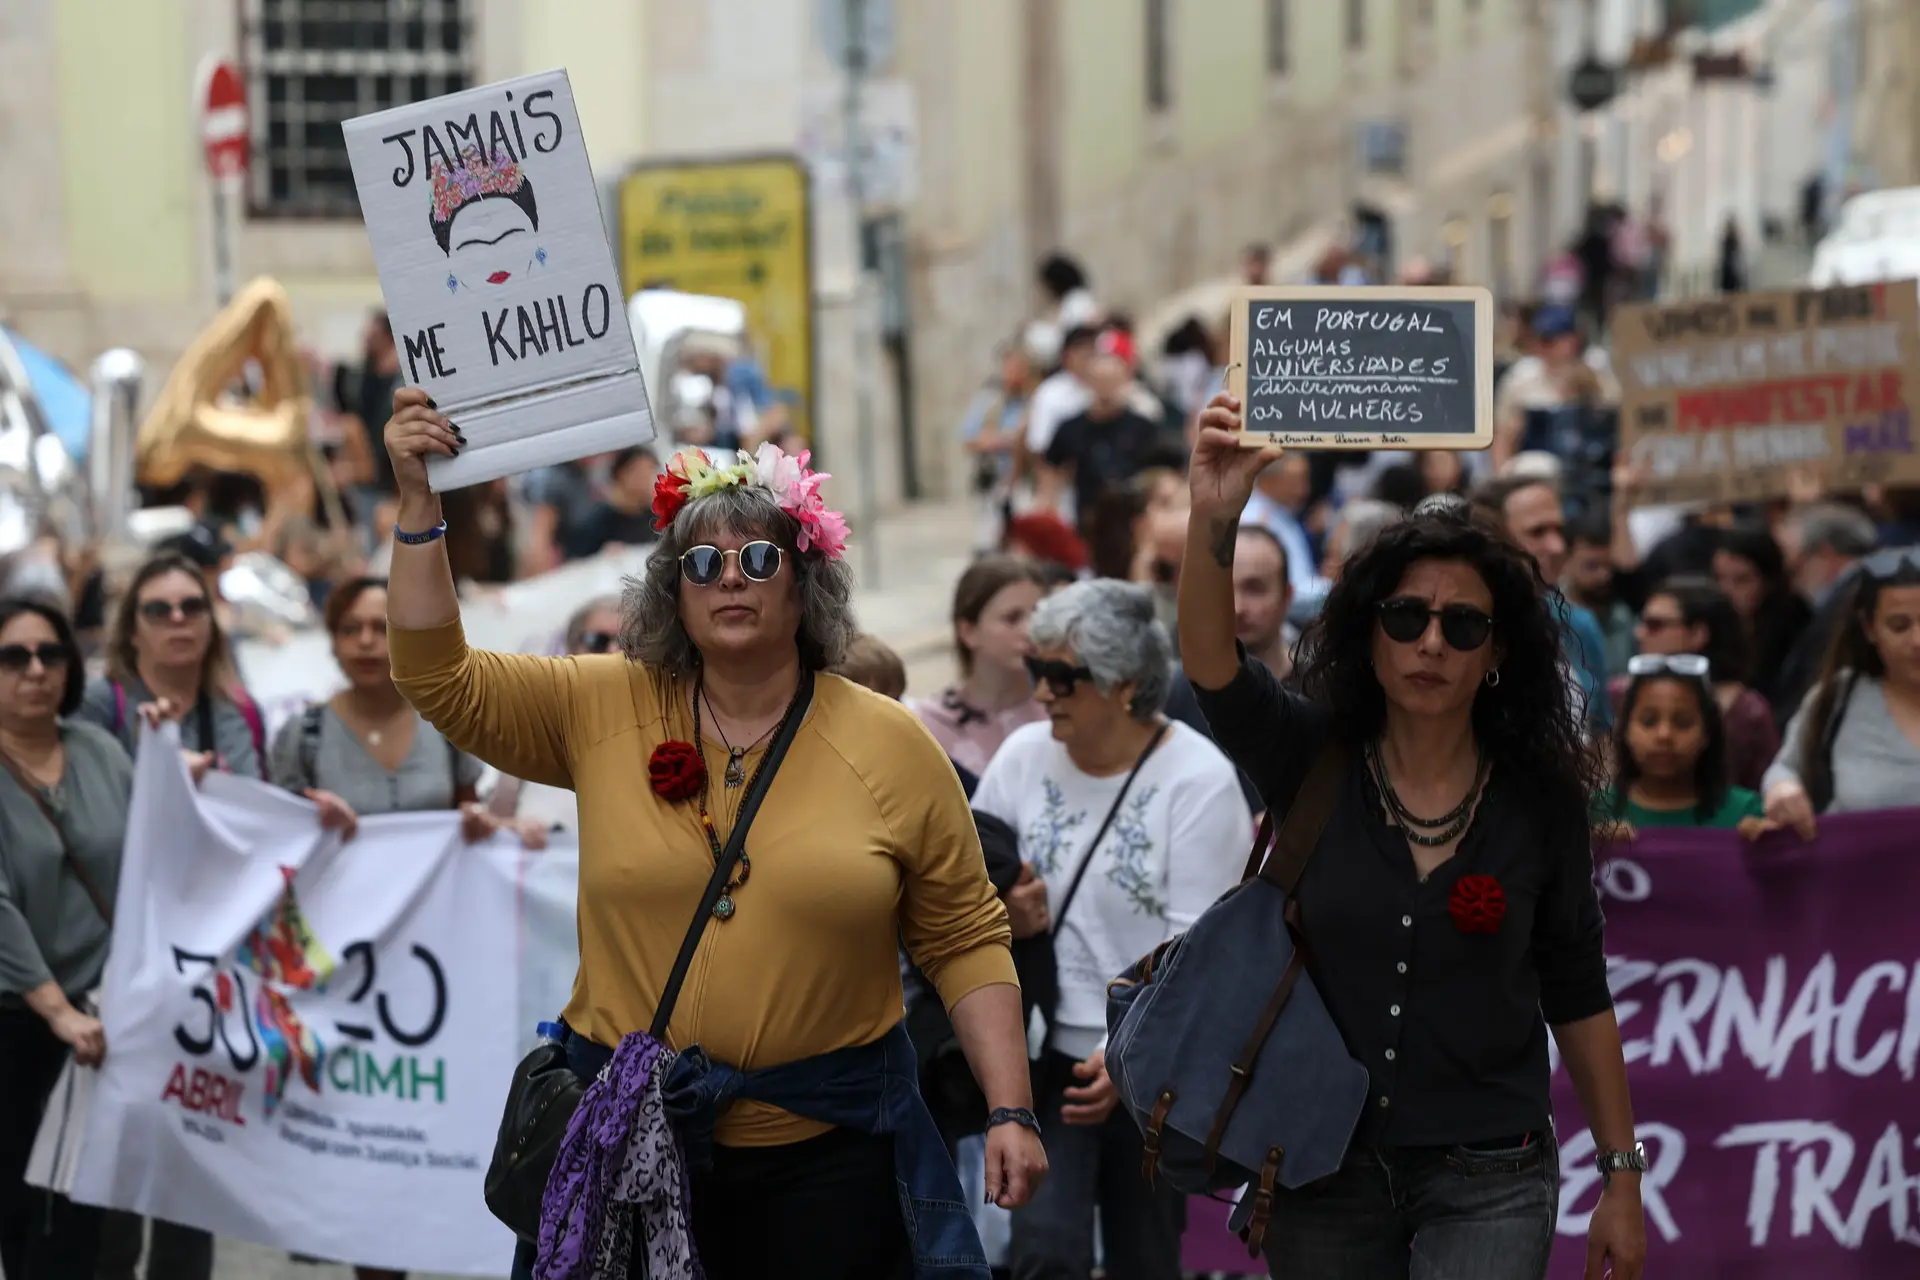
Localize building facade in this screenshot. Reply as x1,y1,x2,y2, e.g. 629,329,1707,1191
2,0,1559,508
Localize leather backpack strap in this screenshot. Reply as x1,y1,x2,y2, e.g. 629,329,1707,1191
647,668,814,1041
1200,741,1347,1177
1256,742,1349,895
0,748,114,926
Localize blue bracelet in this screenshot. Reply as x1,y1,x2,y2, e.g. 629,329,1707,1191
986,1106,1042,1138
393,519,448,546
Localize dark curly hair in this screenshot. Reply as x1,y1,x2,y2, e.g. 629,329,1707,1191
1293,506,1598,813
1645,575,1749,685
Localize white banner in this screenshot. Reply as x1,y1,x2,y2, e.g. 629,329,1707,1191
32,730,584,1275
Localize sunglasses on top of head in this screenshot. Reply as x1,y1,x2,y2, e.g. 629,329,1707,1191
0,643,70,674
1024,655,1096,697
138,596,211,623
1861,547,1920,584
1626,652,1710,681
680,541,783,587
1376,597,1495,652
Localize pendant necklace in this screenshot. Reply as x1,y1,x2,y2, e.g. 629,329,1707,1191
700,690,780,788
691,676,803,920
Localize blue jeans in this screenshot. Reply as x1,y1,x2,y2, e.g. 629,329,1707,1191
1262,1133,1558,1280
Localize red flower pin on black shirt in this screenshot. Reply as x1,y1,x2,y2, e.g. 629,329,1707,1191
1448,874,1507,935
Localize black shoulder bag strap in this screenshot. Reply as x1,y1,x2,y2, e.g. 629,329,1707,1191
647,667,814,1042
1201,740,1348,1179
1051,722,1168,944
0,748,114,926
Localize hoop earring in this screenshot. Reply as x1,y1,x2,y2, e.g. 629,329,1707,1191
1485,668,1501,688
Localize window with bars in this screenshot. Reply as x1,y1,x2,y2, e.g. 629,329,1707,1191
1146,0,1172,113
241,0,473,217
1266,0,1289,75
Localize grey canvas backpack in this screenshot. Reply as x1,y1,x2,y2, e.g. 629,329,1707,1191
1105,744,1369,1258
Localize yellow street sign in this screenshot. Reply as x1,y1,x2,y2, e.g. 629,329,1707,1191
618,156,814,439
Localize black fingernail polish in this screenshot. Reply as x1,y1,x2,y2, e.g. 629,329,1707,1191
425,395,438,409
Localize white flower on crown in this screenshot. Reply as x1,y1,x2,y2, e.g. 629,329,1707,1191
752,442,802,505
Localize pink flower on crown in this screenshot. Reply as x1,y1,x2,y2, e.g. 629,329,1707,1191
752,442,802,505
785,465,848,559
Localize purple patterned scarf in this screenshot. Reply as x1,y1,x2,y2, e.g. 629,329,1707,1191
534,1031,700,1280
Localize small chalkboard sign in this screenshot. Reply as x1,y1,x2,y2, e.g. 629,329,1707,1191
1226,285,1494,450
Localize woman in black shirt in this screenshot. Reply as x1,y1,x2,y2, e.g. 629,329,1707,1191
1176,393,1645,1280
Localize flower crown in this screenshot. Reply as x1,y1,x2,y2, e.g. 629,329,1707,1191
650,443,849,561
430,145,526,226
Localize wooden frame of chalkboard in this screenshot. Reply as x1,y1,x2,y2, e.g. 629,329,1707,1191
1226,285,1495,451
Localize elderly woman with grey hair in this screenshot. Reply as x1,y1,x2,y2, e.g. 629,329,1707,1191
379,385,1042,1280
971,577,1252,1280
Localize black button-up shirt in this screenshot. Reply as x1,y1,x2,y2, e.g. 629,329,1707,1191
1192,649,1611,1147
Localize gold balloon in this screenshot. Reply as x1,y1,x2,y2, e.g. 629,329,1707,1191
137,276,316,524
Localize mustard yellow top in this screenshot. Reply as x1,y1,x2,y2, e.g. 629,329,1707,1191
390,620,1015,1147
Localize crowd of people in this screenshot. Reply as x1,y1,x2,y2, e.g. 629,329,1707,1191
2,236,1918,1280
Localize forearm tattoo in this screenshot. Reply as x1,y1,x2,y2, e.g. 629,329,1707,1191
1208,515,1239,569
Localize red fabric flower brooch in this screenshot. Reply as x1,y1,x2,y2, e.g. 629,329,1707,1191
1448,874,1507,935
649,741,706,802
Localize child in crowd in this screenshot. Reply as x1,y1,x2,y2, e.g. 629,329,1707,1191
1594,653,1771,841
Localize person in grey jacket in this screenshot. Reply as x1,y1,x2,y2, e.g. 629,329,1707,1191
0,595,130,1280
75,551,263,781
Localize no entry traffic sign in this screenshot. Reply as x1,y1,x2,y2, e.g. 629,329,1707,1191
199,58,249,179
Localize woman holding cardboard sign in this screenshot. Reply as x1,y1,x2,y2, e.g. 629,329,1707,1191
1171,392,1645,1280
379,388,1043,1279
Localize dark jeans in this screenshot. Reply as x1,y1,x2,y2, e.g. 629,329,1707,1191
510,1126,908,1280
1010,1051,1186,1280
1262,1133,1558,1279
0,1006,102,1280
94,1211,214,1280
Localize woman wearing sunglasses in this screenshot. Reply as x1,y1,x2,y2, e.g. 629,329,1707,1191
970,578,1251,1280
1176,393,1644,1280
1593,654,1768,841
75,550,260,1280
0,595,128,1279
75,551,265,782
1762,548,1920,838
379,388,1041,1280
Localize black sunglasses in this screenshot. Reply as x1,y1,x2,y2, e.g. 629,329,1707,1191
139,596,211,623
680,541,782,587
1376,597,1495,651
0,643,71,673
1024,655,1096,697
577,630,618,655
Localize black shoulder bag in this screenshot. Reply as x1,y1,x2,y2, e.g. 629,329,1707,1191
483,669,814,1240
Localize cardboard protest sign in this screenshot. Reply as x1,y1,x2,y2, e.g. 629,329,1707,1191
344,70,652,490
1226,285,1493,451
1614,282,1920,505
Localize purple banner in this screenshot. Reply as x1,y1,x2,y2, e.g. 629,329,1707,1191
1179,809,1920,1275
1550,809,1920,1278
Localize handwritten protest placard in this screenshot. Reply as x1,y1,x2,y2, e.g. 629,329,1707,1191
343,70,652,490
1613,282,1920,505
1225,285,1493,451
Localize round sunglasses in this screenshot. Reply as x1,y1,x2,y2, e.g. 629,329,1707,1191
680,541,783,587
0,642,71,674
1376,597,1494,652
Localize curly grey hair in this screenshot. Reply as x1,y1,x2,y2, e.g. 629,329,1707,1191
1028,578,1171,721
619,485,858,675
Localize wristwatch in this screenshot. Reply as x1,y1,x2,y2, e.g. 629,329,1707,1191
1595,1142,1648,1187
